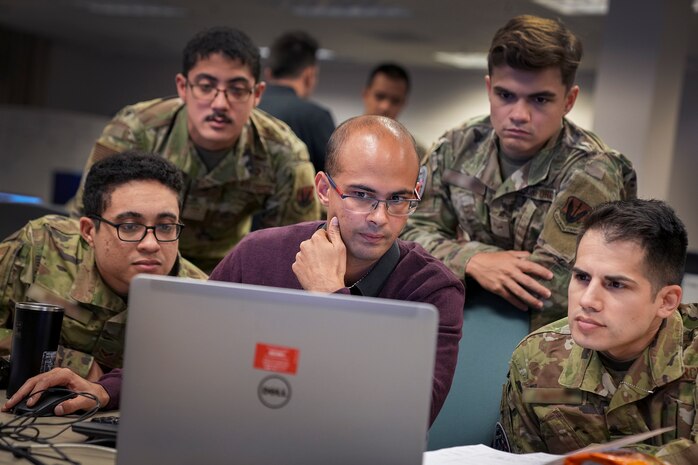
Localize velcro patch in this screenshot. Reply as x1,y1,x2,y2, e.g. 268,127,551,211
523,387,583,404
554,196,592,234
296,186,315,208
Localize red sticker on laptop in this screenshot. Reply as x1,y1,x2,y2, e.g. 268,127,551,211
254,343,299,375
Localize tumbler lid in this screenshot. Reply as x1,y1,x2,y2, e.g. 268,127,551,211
15,302,64,312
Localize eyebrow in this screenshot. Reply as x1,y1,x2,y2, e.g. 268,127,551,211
114,211,179,222
192,73,252,86
571,266,637,285
493,85,558,100
345,183,413,196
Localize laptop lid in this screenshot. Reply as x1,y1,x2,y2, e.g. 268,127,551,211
116,274,438,465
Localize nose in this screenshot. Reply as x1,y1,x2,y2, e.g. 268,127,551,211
210,88,231,109
577,280,602,312
366,201,390,225
137,229,161,252
509,99,531,124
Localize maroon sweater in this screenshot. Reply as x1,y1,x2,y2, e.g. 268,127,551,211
209,221,464,426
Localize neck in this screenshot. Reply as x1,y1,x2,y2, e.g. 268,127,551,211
344,259,377,286
270,79,306,98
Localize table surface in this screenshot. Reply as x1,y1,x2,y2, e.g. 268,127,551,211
0,390,117,465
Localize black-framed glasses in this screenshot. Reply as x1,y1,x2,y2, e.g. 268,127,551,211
187,80,255,104
89,215,184,242
325,174,421,216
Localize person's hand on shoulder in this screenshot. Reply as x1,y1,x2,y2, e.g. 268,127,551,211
2,367,110,415
466,250,553,310
292,217,347,292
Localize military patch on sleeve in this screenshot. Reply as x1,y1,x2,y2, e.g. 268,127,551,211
295,186,315,208
554,196,592,234
416,165,428,198
491,422,511,452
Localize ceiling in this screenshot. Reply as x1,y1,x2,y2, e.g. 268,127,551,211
0,0,696,72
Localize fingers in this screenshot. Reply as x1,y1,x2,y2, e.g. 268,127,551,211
326,216,341,243
54,396,95,416
516,259,554,280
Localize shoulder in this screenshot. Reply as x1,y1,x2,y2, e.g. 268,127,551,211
112,97,184,131
0,215,83,268
237,221,321,251
558,120,635,173
250,109,308,157
394,239,464,291
176,256,208,279
512,318,574,364
427,115,494,161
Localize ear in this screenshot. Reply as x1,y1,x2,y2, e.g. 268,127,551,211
252,81,266,107
79,217,97,247
485,75,492,93
563,85,579,114
315,172,331,208
175,73,187,100
655,284,682,319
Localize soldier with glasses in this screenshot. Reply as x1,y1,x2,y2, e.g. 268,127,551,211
67,26,319,273
210,115,465,427
0,152,206,414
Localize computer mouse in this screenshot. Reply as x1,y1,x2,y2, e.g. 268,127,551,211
12,386,77,416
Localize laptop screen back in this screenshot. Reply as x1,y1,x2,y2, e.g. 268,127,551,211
116,275,437,465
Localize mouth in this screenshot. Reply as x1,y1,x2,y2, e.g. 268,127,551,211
503,128,530,137
359,232,385,244
574,316,605,332
133,260,162,272
205,113,233,127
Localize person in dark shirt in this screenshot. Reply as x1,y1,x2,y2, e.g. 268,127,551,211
210,115,464,426
258,30,335,173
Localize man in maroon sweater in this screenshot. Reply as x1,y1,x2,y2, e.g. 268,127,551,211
210,115,464,425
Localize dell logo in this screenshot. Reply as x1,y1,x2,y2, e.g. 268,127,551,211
258,375,292,409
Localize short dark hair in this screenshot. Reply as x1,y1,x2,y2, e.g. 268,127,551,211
182,26,261,82
366,63,410,93
325,115,418,177
268,31,319,79
83,151,184,218
577,199,688,292
488,15,582,89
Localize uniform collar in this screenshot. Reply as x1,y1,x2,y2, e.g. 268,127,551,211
69,239,127,312
559,311,685,406
485,119,568,196
162,105,253,186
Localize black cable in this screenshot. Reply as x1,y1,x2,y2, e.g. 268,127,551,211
0,388,103,465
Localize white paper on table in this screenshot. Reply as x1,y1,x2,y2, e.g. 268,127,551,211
423,444,563,465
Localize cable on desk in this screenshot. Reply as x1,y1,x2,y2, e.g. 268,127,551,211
0,388,102,465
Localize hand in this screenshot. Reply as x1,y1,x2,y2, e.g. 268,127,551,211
86,359,104,382
292,217,347,292
2,367,110,415
465,250,553,311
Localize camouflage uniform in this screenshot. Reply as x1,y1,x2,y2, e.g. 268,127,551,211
67,97,320,272
402,116,636,329
499,304,698,465
0,215,207,378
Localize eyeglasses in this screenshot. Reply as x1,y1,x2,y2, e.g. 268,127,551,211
325,174,420,216
89,215,184,242
187,80,255,104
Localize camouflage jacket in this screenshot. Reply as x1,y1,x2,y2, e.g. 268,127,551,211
402,116,636,329
67,97,320,272
0,215,207,378
499,305,698,465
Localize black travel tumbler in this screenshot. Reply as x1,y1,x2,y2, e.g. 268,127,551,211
6,302,64,398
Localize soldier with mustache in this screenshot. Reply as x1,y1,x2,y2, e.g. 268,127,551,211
68,27,320,273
